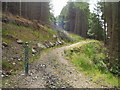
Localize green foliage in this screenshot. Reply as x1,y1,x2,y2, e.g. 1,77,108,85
3,23,58,43
2,29,15,35
88,13,104,40
58,2,90,33
98,2,120,77
2,77,15,87
6,23,33,30
109,58,120,76
74,2,90,18
71,53,93,70
2,38,12,45
2,60,14,70
65,41,119,86
29,53,40,63
69,33,84,42
2,59,24,71
67,42,107,72
82,43,108,73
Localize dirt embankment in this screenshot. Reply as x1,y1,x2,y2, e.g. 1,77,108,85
2,13,65,77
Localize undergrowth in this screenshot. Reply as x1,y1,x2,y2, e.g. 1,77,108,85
65,41,119,87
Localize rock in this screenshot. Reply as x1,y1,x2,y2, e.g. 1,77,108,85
10,70,13,73
57,38,62,45
70,49,74,52
32,48,37,54
42,64,46,67
49,41,54,47
53,42,56,46
5,82,8,85
5,74,9,77
16,15,20,18
35,76,38,79
46,42,51,47
2,42,8,47
69,71,72,74
32,76,38,80
2,45,5,49
1,74,4,78
12,57,18,60
17,39,23,44
11,58,14,60
41,64,46,68
53,35,57,38
32,54,35,56
21,74,25,76
6,71,12,75
37,43,46,48
44,41,54,48
45,43,49,48
2,16,9,23
55,41,59,46
12,62,16,65
18,58,21,61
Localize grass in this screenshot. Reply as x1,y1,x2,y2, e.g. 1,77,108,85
29,53,41,63
2,29,15,35
2,77,15,87
2,59,23,71
2,38,12,45
2,60,14,71
2,23,58,43
2,22,60,74
69,32,84,42
65,41,119,87
5,23,33,30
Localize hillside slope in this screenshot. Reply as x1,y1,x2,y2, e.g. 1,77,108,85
2,13,83,78
2,13,57,73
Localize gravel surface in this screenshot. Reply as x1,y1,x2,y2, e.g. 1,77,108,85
3,41,114,88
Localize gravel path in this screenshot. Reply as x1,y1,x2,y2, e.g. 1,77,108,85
8,41,113,88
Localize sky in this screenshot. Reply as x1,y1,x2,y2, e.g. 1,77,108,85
51,0,68,17
51,0,98,17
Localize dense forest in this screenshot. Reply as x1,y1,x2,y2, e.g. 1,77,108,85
58,2,89,38
2,2,50,23
1,1,120,88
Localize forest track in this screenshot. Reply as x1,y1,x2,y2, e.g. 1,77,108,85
12,41,112,88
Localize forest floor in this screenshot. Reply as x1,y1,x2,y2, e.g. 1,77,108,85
6,40,114,88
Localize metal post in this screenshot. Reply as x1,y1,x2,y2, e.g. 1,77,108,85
25,42,29,75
